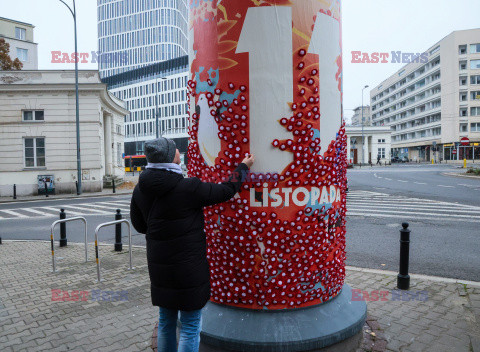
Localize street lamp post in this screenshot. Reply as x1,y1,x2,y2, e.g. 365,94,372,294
58,0,82,194
361,85,369,165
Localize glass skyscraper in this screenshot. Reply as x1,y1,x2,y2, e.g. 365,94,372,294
97,0,189,158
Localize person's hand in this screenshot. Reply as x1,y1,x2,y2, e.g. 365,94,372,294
241,154,255,168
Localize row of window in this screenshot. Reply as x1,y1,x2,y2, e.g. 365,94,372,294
372,71,441,115
372,57,441,103
459,44,480,55
22,137,124,168
393,127,442,142
125,117,188,138
460,107,480,117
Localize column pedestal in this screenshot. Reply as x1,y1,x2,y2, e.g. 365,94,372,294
200,285,366,352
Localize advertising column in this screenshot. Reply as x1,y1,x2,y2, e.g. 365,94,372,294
188,0,366,350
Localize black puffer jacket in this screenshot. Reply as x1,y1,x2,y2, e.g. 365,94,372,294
130,163,248,311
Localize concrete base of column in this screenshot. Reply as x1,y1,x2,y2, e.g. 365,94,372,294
199,284,367,352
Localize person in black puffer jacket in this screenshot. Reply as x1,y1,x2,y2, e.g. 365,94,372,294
130,137,254,352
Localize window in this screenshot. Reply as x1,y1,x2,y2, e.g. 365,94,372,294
460,108,468,117
471,60,480,70
459,61,467,70
430,46,440,56
470,44,480,54
471,123,480,132
470,91,480,101
460,92,468,102
16,48,28,61
117,143,122,166
459,76,467,86
459,124,468,132
377,148,386,158
377,139,385,144
22,110,44,121
459,45,467,55
24,137,45,168
471,107,480,116
471,75,480,85
15,27,26,40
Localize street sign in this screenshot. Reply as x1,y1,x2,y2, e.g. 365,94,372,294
452,149,457,154
460,137,470,146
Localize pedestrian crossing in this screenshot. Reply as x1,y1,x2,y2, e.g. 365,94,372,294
346,190,480,223
0,199,131,220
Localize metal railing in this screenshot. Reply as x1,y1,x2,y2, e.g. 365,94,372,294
50,216,88,272
94,219,133,282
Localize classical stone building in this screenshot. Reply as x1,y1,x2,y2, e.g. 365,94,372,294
0,70,129,196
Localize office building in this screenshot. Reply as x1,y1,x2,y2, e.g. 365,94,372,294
371,29,480,162
97,0,189,159
350,106,371,126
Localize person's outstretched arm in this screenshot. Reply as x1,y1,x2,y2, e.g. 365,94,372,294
193,155,254,207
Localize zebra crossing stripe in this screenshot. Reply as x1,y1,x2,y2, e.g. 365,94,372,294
346,212,480,223
61,205,111,215
21,208,55,217
347,201,480,213
347,207,480,220
42,206,85,216
0,209,28,218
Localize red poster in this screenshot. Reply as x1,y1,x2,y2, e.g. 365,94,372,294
188,0,346,310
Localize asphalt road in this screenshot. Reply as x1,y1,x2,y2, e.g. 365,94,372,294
1,163,479,281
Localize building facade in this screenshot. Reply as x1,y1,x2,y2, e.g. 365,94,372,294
0,70,129,196
97,0,190,160
350,106,371,126
0,16,38,70
97,0,188,78
371,29,480,162
346,126,392,165
102,56,189,159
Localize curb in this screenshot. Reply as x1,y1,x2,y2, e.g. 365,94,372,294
441,172,480,180
0,191,133,204
2,240,479,287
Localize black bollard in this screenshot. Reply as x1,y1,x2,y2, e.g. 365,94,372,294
59,209,67,247
0,237,2,244
45,182,49,197
112,178,116,194
75,181,79,195
397,223,411,290
114,209,122,251
13,184,17,199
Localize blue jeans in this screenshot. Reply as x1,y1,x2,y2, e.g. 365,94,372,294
157,307,202,352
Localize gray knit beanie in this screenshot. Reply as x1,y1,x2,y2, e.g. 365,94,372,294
144,138,176,163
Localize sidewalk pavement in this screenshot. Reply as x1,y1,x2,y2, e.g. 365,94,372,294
0,240,479,352
0,188,133,204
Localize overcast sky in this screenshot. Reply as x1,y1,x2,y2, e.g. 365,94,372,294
2,0,480,122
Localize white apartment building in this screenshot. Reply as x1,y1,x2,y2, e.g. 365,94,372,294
0,70,129,196
0,17,38,70
371,29,480,162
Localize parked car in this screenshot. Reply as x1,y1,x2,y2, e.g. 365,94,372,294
401,156,409,163
391,156,401,163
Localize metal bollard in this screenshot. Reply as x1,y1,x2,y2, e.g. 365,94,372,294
75,181,79,195
13,184,17,199
45,182,49,197
112,178,116,194
59,209,67,247
115,209,122,251
0,237,2,244
397,222,411,290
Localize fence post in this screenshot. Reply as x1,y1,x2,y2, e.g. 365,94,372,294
112,178,116,194
59,209,67,247
397,222,411,290
13,184,17,199
115,209,122,251
75,181,79,195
